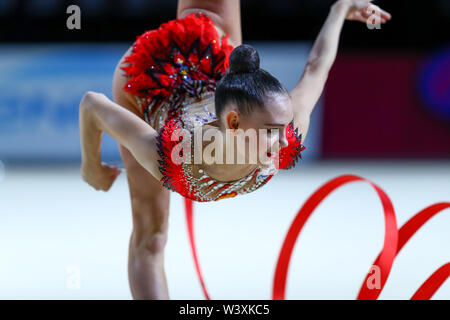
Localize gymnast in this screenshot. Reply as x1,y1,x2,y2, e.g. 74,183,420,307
79,0,391,299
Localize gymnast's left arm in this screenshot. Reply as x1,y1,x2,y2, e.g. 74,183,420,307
289,0,392,140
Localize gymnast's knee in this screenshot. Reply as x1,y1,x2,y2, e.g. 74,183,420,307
133,232,168,255
130,198,169,254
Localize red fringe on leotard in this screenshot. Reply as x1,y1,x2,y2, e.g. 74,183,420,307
276,120,306,170
155,116,204,201
121,12,233,101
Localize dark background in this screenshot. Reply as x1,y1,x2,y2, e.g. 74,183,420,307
1,0,449,50
1,0,449,161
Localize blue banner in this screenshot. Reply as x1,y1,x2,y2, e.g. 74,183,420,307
0,43,319,165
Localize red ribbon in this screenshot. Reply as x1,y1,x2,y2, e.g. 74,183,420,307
184,198,210,300
184,174,450,300
411,262,450,300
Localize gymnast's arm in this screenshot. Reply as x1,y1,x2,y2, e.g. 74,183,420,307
289,0,391,133
79,92,163,190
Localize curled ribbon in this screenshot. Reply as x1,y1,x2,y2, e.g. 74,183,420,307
184,174,450,300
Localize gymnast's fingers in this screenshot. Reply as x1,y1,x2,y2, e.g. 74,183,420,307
364,4,392,21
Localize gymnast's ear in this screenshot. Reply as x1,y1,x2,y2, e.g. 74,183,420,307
226,111,240,130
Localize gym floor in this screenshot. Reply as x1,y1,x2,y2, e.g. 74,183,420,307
1,160,449,299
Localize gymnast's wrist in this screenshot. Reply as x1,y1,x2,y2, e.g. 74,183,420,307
332,0,351,12
81,156,102,174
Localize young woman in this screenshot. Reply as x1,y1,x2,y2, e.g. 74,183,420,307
79,0,391,299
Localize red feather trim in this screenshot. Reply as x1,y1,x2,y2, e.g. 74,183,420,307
121,12,233,101
276,120,306,170
155,117,206,201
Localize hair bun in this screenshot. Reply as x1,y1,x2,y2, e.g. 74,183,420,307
229,44,260,74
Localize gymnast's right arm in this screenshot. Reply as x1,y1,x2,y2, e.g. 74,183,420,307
79,91,163,190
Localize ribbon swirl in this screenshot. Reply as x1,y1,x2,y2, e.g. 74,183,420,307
184,174,449,300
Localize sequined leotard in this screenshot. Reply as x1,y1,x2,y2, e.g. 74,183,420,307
121,13,305,202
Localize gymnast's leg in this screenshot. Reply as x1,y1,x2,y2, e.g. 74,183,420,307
118,144,171,300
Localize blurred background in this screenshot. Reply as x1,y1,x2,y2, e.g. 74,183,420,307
0,0,449,299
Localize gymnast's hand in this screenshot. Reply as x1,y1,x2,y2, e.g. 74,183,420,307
343,0,392,24
81,162,122,192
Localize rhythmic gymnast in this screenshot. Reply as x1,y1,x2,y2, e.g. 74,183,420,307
79,0,391,299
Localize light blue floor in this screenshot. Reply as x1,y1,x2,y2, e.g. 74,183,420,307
0,160,449,299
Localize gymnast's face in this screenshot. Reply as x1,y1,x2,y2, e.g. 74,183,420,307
222,92,292,167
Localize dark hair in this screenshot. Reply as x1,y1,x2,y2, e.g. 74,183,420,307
215,44,289,120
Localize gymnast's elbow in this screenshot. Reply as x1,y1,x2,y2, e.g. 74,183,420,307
80,91,105,110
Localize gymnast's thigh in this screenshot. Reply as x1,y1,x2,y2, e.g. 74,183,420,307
113,53,170,215
113,40,170,234
176,0,242,47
